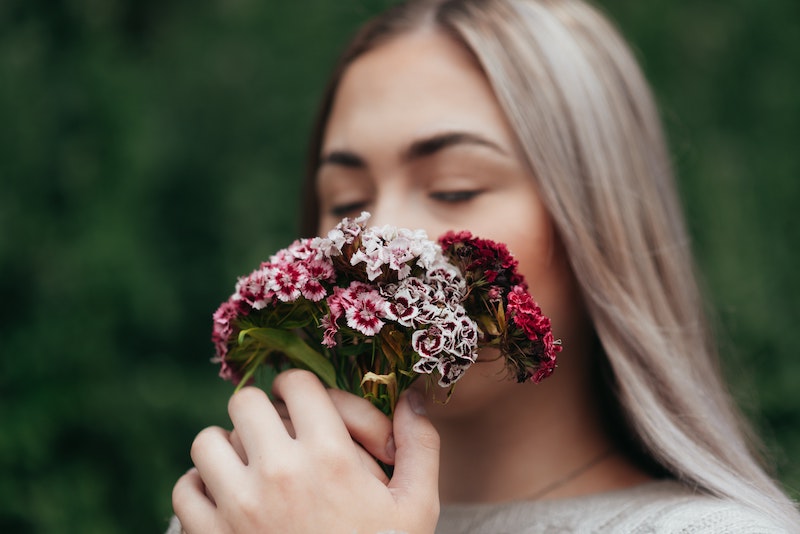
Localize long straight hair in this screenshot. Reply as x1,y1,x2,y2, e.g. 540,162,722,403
300,0,799,528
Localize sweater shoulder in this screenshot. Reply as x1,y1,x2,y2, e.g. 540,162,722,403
436,480,789,533
598,484,787,533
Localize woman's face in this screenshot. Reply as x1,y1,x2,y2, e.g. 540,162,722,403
316,30,589,416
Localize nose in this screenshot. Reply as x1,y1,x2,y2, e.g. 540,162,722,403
367,194,415,230
367,192,447,241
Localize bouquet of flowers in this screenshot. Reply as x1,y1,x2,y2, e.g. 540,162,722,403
212,212,561,415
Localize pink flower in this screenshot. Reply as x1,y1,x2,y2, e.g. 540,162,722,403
329,211,369,246
236,268,273,310
269,238,313,263
211,299,240,360
320,315,338,348
287,238,316,261
300,258,335,302
325,285,347,324
344,288,389,336
269,263,306,302
487,285,502,303
218,359,245,385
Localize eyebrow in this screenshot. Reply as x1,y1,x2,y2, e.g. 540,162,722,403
318,130,508,170
402,131,507,162
319,150,366,169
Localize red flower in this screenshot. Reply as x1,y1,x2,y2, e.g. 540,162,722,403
438,230,525,287
507,285,551,340
530,357,556,384
439,232,561,385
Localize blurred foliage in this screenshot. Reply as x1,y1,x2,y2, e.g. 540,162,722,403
0,0,797,532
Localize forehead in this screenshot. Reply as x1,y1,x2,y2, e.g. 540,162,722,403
322,29,517,153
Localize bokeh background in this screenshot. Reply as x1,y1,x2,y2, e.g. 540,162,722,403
1,0,798,532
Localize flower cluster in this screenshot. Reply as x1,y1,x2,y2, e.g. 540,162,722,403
212,213,560,414
438,231,561,384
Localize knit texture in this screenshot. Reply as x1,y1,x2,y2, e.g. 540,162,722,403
165,480,788,533
436,480,787,533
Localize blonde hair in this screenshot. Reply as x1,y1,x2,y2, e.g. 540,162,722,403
300,0,799,528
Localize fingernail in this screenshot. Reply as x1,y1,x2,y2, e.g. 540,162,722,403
407,390,426,415
386,434,396,460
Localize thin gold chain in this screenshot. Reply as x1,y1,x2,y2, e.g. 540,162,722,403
528,448,617,500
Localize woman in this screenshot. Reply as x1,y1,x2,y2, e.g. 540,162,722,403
170,0,799,531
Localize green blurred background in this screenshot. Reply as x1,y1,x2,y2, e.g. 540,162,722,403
1,0,797,532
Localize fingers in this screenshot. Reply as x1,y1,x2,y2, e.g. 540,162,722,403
227,386,290,456
278,385,391,480
271,370,352,445
388,390,440,519
190,426,246,499
172,468,216,533
327,388,395,464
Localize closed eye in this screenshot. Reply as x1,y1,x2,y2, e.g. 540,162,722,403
329,200,370,218
429,190,483,203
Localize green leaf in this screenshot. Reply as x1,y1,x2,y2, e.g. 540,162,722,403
239,328,338,388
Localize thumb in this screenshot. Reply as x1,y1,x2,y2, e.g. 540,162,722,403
388,389,440,513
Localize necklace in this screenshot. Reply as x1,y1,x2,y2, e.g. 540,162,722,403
528,448,616,500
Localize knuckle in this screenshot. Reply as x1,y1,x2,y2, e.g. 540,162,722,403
272,368,318,393
257,457,303,491
228,386,267,414
326,387,358,405
190,426,223,458
171,476,188,511
301,440,354,479
310,437,345,463
171,470,200,515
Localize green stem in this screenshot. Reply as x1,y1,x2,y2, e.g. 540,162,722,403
238,327,338,388
234,357,263,393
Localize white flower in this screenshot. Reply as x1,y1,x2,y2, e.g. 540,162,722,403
350,248,384,281
312,228,347,258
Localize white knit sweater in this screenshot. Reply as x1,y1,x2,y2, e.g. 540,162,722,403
166,480,789,533
436,480,787,533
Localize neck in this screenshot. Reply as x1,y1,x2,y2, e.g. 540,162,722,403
428,349,651,504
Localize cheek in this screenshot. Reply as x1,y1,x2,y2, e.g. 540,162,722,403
519,240,588,361
317,214,339,235
499,207,582,340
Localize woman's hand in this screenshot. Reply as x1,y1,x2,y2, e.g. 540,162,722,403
171,370,440,533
